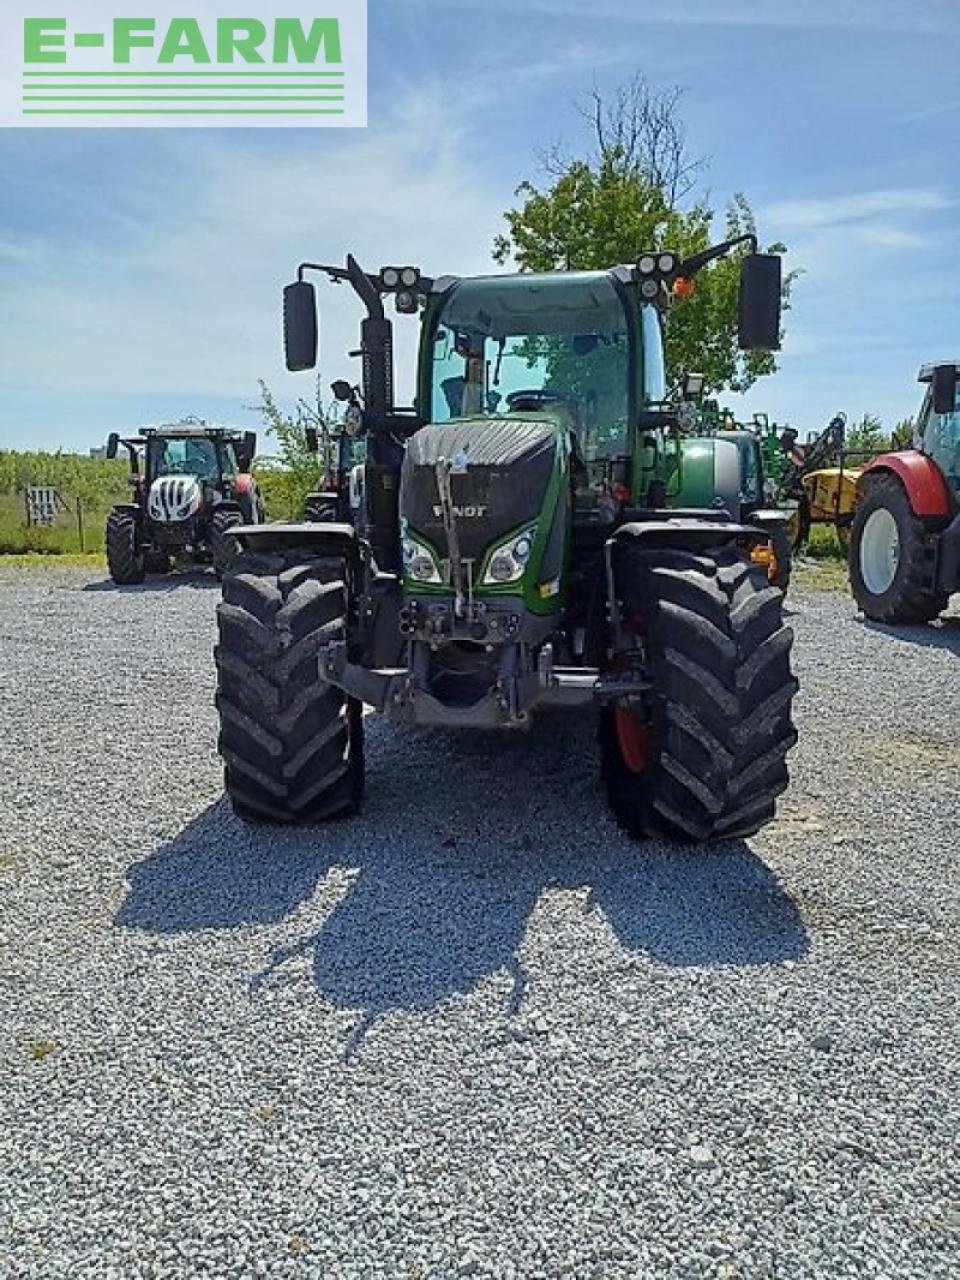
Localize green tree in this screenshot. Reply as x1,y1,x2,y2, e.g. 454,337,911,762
493,75,798,396
845,413,887,456
252,378,328,519
890,417,914,450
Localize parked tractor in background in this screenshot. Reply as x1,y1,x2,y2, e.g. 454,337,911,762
105,421,262,584
850,362,960,622
678,400,795,589
213,240,798,843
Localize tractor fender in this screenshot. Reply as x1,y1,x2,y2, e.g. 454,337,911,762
856,452,951,518
611,517,768,554
110,502,141,517
231,520,360,567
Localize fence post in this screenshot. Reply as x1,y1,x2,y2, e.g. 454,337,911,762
76,497,85,553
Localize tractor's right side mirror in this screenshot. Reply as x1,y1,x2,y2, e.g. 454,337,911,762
330,379,353,402
304,426,319,453
932,364,957,415
105,432,119,460
283,280,318,372
737,253,782,351
237,431,257,471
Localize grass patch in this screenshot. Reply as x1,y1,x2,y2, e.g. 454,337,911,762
793,555,850,592
0,551,105,570
28,1039,60,1062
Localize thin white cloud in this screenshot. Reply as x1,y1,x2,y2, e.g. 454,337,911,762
438,0,954,33
765,189,952,233
0,92,505,407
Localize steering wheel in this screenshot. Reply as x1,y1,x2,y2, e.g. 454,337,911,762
505,389,573,413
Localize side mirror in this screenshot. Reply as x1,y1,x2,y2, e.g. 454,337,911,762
738,253,782,351
681,371,705,403
106,432,119,460
236,431,257,471
330,379,353,402
283,281,318,372
304,426,319,453
932,364,957,415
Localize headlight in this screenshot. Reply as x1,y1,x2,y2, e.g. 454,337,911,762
402,532,442,584
482,523,538,585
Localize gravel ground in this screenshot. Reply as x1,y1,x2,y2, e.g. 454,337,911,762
0,564,958,1279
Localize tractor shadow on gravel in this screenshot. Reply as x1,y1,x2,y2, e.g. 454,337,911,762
856,614,960,656
83,571,221,594
118,714,808,1050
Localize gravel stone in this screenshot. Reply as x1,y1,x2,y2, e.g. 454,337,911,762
0,564,957,1279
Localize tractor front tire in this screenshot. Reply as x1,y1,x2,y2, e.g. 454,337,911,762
600,547,798,843
210,508,243,578
215,551,364,824
106,508,145,585
849,475,948,623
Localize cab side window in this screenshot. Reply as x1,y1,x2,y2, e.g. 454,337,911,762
641,305,666,404
920,385,960,493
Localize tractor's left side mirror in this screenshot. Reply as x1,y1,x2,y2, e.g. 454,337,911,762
932,364,957,415
283,281,318,372
106,432,119,459
738,253,782,351
304,426,319,453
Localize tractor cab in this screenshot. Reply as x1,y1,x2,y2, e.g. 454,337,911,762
917,361,960,499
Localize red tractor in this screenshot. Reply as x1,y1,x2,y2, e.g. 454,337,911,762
850,362,960,622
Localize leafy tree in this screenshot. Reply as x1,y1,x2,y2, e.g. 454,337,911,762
493,76,798,396
845,413,887,456
890,417,915,450
251,379,328,519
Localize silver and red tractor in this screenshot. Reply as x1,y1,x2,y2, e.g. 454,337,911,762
104,421,263,584
850,363,960,623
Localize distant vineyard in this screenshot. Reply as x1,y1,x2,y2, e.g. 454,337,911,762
0,450,129,506
0,447,302,554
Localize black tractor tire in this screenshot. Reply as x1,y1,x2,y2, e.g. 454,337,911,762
849,475,948,624
600,547,798,843
769,522,793,593
215,551,364,824
209,508,243,578
105,508,145,585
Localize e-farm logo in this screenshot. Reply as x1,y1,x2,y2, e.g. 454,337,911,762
1,2,366,127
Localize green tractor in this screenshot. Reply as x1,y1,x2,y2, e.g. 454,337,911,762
213,241,798,842
673,399,796,591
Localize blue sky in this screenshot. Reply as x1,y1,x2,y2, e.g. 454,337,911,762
1,0,958,451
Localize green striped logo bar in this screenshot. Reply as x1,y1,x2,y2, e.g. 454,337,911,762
3,3,367,127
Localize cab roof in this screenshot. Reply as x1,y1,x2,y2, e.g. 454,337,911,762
918,362,960,382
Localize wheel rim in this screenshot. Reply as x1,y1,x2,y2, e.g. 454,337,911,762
859,508,900,595
615,710,650,774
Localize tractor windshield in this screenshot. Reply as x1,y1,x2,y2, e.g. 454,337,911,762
149,436,220,482
429,272,632,458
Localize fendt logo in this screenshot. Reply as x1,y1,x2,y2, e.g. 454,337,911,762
1,2,367,128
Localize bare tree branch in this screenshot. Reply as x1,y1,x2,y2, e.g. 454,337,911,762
575,73,707,208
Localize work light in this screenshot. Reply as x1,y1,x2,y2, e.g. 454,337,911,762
400,267,420,288
637,254,657,275
380,267,400,288
657,253,677,275
640,278,659,300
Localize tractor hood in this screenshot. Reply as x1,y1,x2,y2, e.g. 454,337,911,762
399,415,562,565
147,474,203,523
